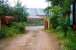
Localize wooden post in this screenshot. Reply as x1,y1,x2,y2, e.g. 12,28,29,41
44,17,48,30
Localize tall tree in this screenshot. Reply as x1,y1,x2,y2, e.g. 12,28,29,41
47,0,64,7
47,0,74,15
0,0,9,16
14,0,28,22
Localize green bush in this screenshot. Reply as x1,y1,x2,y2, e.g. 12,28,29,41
48,27,76,50
0,31,6,38
12,22,26,32
56,30,76,50
0,22,26,38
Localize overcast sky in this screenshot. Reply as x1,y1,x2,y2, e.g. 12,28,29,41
8,0,48,8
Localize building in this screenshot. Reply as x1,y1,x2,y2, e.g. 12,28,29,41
26,8,47,26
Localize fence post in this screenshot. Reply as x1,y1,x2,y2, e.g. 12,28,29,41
44,17,48,30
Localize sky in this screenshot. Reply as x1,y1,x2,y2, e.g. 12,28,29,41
8,0,48,8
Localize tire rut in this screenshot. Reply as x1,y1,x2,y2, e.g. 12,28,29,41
0,26,59,50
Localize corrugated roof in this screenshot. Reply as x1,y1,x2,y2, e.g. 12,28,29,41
28,16,44,19
26,8,46,16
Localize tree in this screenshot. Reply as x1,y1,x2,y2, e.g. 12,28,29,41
47,0,74,16
0,0,9,16
49,6,63,28
46,0,74,27
47,0,64,7
46,0,74,37
13,0,28,22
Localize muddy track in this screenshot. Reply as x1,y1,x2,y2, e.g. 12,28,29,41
0,26,60,50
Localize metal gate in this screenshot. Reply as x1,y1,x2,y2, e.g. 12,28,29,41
27,18,44,26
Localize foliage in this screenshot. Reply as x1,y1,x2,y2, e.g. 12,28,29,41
13,1,28,22
49,6,63,28
47,0,76,50
0,0,28,39
47,0,74,16
0,22,26,38
0,0,28,22
47,0,74,34
47,0,72,36
0,0,9,16
11,22,26,32
47,0,64,7
47,28,76,50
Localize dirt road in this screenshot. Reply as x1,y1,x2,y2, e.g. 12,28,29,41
0,26,59,50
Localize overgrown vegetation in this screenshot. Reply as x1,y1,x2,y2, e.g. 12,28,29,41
46,0,76,50
0,0,28,38
0,22,26,38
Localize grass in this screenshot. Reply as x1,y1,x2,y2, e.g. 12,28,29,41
46,28,76,50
